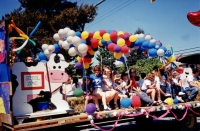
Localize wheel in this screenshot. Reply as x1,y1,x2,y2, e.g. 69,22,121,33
177,112,198,131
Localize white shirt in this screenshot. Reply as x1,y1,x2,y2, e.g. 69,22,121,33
179,74,189,89
160,75,166,86
187,75,198,87
62,83,75,96
141,79,151,90
102,78,113,91
155,76,160,89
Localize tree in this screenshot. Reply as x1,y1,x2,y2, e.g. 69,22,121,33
5,0,98,61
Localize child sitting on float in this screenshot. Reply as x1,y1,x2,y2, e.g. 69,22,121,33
62,77,75,99
82,76,99,112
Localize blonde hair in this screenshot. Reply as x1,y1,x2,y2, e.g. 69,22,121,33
152,70,162,80
145,72,155,81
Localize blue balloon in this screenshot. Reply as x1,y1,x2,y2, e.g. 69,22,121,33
53,44,60,53
118,56,125,62
106,30,112,34
165,50,172,57
159,46,167,52
135,38,145,47
75,31,81,37
148,42,155,49
139,46,146,51
81,39,86,44
148,48,157,57
101,39,107,46
120,98,132,108
40,60,47,63
142,41,149,49
173,98,179,104
129,42,135,48
69,44,75,48
38,52,47,61
107,40,113,44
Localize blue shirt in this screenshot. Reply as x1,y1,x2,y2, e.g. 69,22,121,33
90,74,103,89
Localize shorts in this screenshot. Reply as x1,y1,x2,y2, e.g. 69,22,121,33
94,88,103,95
141,89,147,93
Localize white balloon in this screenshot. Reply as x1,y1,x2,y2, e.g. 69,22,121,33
42,44,49,51
68,47,77,56
72,36,81,47
157,49,164,56
63,27,70,37
48,45,55,52
58,29,65,39
53,33,60,41
150,39,156,43
67,30,76,37
135,34,139,38
44,49,50,55
67,36,73,44
77,44,88,54
78,52,87,57
62,41,70,50
138,33,145,39
114,61,123,67
145,35,151,41
58,40,64,47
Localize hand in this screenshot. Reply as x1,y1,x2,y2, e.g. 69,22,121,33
130,80,133,84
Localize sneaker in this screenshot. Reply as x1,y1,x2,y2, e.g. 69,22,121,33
165,93,171,97
104,108,111,111
114,103,119,110
178,92,185,96
176,96,184,102
184,98,191,102
107,104,112,110
96,107,100,112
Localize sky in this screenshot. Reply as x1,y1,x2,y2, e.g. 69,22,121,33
0,0,200,58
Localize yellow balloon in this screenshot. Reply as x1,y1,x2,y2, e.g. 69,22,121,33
103,33,110,41
117,31,124,36
129,35,137,42
165,98,174,105
114,52,122,59
117,39,125,47
93,31,102,39
168,55,175,62
81,31,89,39
83,62,89,69
98,40,103,46
76,56,81,62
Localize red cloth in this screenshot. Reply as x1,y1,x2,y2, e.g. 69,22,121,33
131,77,137,88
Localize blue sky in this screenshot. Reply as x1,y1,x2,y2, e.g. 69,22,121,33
1,0,200,57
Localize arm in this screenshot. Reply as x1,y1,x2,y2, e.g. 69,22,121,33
102,81,111,90
124,80,132,89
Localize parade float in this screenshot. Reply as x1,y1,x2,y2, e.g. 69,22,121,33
0,13,200,131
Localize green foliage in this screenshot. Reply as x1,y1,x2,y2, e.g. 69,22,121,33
131,57,162,76
117,64,126,74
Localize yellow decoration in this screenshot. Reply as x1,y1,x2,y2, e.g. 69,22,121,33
93,31,102,39
81,31,89,39
98,40,103,46
117,39,125,47
117,31,124,36
89,50,95,55
103,33,110,41
83,62,89,69
168,55,176,62
76,56,81,62
0,98,6,114
129,35,137,42
114,52,122,59
165,98,174,106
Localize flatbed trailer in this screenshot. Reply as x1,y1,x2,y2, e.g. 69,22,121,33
2,101,200,131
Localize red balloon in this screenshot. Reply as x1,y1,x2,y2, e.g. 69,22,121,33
187,10,200,27
90,38,98,48
107,43,116,52
121,46,129,53
87,45,92,52
99,29,106,37
125,40,131,46
176,67,184,74
132,96,141,107
124,32,131,36
110,32,118,42
89,32,94,38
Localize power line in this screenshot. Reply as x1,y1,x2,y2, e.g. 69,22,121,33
174,46,200,53
85,0,137,29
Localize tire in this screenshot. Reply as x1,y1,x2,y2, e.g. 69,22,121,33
178,112,198,131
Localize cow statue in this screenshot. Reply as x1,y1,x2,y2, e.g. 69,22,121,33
12,53,71,117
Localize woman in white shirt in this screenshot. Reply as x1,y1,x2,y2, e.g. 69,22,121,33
62,77,75,99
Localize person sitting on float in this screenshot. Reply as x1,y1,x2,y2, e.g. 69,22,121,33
89,65,111,111
102,66,119,109
82,76,99,112
62,76,75,99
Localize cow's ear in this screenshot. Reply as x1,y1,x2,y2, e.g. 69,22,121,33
49,54,56,62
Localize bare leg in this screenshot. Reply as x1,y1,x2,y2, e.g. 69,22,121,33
84,96,89,109
147,89,156,101
156,89,161,101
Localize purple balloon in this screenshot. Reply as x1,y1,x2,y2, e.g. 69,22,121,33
76,62,82,69
124,35,129,41
86,103,96,115
114,45,122,53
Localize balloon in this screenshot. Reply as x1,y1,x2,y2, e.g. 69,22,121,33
29,21,41,37
44,49,51,56
72,36,81,47
62,41,70,50
120,98,131,108
101,39,107,46
117,39,125,47
114,45,122,53
138,33,145,39
93,31,102,39
63,27,70,37
165,50,172,57
38,52,47,60
53,33,60,41
114,52,122,59
42,44,49,51
75,31,81,37
135,39,145,47
99,29,106,37
121,46,129,54
148,48,157,57
168,55,176,62
48,45,55,52
125,40,131,46
142,41,149,49
129,35,137,42
103,33,110,41
73,88,83,97
159,46,167,52
68,47,77,56
187,10,200,27
67,36,73,44
90,38,98,48
86,103,96,115
164,98,174,105
148,42,155,49
114,60,123,67
173,98,179,104
81,31,89,39
107,43,116,52
145,35,151,41
110,31,118,41
157,49,165,56
76,56,81,62
58,29,65,38
83,62,89,69
68,30,76,36
76,62,82,69
78,44,88,54
176,67,184,74
150,39,156,43
132,96,141,107
53,44,60,53
117,31,124,36
89,32,94,38
58,40,64,47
